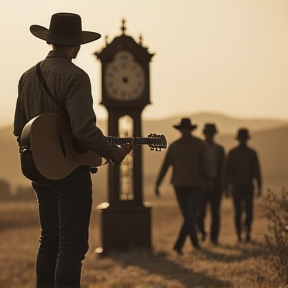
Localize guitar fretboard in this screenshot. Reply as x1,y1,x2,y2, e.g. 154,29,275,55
106,136,154,146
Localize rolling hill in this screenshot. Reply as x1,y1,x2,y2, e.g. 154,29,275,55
0,112,287,200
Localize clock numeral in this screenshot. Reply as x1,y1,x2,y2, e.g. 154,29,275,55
112,65,118,72
121,91,127,98
107,73,114,78
137,81,143,86
112,89,118,95
121,63,128,69
107,81,114,87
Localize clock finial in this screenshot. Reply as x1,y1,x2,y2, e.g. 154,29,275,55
121,18,126,34
139,34,143,46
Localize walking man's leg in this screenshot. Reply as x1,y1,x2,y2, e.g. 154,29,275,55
210,185,222,244
173,187,189,253
244,183,254,241
232,185,242,242
197,189,208,241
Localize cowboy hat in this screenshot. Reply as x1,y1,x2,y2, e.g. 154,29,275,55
173,118,197,130
203,123,218,134
30,13,101,46
236,128,250,140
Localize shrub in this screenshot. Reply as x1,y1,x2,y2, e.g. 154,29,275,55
261,188,288,285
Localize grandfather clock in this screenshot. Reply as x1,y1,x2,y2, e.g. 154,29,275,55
94,19,154,252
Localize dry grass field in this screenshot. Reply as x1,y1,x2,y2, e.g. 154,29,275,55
0,195,282,288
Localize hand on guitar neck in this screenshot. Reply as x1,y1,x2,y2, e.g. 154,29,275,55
110,142,133,165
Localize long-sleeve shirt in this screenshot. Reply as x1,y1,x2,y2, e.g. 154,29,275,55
226,145,262,188
205,141,226,184
156,135,213,188
13,50,113,159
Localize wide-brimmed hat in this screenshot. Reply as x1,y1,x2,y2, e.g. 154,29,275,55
173,118,197,130
30,13,101,46
203,123,218,134
236,128,250,140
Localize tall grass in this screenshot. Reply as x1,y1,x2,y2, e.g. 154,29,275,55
261,188,288,286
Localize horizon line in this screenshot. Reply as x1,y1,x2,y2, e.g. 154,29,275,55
1,111,288,129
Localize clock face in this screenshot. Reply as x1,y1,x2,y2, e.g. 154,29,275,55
105,51,145,100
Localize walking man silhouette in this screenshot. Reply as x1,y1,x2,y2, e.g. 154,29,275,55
155,118,212,254
197,123,225,245
226,128,262,242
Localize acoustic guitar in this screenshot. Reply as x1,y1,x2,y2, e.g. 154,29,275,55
19,113,167,184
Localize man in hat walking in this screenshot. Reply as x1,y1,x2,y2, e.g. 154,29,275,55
226,128,262,242
155,118,212,254
13,13,132,288
197,123,226,245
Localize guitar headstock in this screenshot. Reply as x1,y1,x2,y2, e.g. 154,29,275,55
147,134,167,151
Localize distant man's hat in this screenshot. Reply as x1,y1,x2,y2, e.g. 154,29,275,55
203,123,218,134
173,118,197,130
30,13,101,46
236,128,250,140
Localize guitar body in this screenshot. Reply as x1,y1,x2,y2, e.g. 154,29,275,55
20,114,102,183
19,113,167,184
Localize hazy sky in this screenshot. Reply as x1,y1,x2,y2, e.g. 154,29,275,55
1,0,288,127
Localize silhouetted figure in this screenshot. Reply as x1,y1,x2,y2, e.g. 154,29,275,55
13,13,132,288
155,118,212,255
197,123,225,245
226,128,262,242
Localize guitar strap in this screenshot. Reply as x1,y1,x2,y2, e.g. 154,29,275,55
35,61,66,112
35,62,102,174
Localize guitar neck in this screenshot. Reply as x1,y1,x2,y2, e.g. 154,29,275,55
106,137,151,146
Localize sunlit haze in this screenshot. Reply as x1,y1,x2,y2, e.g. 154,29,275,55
1,0,288,127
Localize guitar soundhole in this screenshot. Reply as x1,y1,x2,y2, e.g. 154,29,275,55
72,138,89,154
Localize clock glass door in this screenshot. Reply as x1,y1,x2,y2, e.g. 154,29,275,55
118,115,134,200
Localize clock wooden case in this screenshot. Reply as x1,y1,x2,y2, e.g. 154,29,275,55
94,20,155,252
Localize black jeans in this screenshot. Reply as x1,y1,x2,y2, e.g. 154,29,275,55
232,182,254,237
173,186,201,249
32,166,92,288
197,181,222,243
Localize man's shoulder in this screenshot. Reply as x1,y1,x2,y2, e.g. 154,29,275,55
173,136,204,145
189,136,205,145
68,62,87,75
228,146,239,155
214,142,224,149
246,145,258,155
20,65,37,83
211,142,225,155
228,145,257,154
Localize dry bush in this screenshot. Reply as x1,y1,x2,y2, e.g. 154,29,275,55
261,188,288,286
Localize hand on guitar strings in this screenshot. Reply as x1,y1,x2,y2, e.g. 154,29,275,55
110,142,133,165
119,142,133,155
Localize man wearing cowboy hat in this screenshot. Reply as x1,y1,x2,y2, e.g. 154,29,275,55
13,13,132,288
197,123,226,246
226,128,262,242
155,118,213,255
